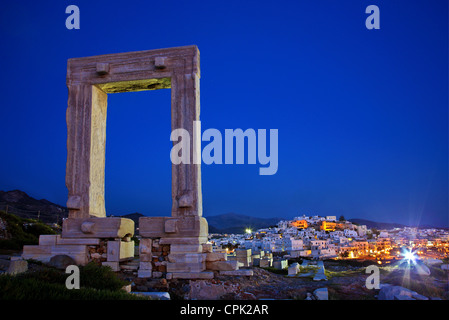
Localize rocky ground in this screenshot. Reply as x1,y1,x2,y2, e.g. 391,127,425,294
2,252,447,300
127,263,377,300
125,259,448,300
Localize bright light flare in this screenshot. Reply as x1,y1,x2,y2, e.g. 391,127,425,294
245,228,252,234
403,250,416,264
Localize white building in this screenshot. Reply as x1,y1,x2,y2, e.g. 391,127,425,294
283,237,304,251
338,236,350,244
294,215,309,221
277,220,289,229
379,231,389,238
283,227,299,236
310,240,327,250
344,229,358,238
357,225,368,237
330,230,344,239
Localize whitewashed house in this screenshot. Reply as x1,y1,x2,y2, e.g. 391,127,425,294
357,225,368,237
344,229,358,238
283,237,304,251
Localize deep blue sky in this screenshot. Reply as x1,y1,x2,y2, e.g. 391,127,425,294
0,1,447,227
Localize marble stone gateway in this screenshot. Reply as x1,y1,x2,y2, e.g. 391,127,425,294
23,46,247,280
64,46,202,220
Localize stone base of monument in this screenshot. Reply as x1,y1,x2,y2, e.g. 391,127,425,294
137,216,253,279
61,217,134,238
22,217,135,268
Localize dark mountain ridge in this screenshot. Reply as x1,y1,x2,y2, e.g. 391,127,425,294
0,190,68,224
203,212,282,234
1,190,444,233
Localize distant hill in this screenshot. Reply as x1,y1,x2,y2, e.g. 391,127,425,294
4,189,442,234
0,210,58,250
348,218,407,230
0,190,68,224
205,213,281,234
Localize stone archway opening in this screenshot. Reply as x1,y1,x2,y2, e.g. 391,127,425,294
105,89,172,217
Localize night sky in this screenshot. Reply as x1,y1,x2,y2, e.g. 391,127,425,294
0,1,447,227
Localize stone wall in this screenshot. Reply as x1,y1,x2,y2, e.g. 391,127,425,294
137,240,254,279
137,238,170,278
138,238,171,278
22,234,134,270
87,240,107,263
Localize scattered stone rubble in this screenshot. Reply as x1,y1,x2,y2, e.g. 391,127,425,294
287,259,328,281
251,250,274,268
313,288,329,300
0,255,28,275
378,284,429,300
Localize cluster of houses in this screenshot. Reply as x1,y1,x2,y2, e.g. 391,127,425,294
210,215,449,263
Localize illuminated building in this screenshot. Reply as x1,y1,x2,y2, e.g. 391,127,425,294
291,219,308,229
321,221,336,231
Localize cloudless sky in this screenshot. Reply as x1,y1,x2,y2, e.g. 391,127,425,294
0,0,447,227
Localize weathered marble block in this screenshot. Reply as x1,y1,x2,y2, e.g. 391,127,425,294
107,240,135,262
62,217,134,238
138,216,208,238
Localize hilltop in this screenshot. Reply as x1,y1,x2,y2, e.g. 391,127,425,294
348,218,406,230
0,190,68,224
205,213,282,234
2,189,439,234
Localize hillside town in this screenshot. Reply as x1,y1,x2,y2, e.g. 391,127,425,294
210,215,449,267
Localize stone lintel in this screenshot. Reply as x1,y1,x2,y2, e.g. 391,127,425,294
138,216,208,238
22,244,88,265
62,217,134,238
67,45,199,87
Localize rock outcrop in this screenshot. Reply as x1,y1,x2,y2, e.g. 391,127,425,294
378,284,428,300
